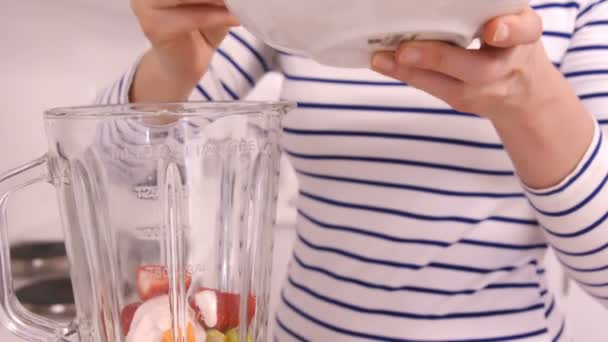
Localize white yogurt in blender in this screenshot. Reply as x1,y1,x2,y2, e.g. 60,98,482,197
126,295,206,342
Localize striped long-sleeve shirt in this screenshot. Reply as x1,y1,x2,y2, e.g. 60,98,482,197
98,0,608,340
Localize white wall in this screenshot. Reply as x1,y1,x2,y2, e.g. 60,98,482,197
0,1,606,341
1,0,147,242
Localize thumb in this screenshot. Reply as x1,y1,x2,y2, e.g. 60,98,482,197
482,7,543,48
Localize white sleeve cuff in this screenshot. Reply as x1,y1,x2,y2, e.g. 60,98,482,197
524,121,605,214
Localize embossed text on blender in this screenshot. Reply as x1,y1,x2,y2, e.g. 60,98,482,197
109,139,259,161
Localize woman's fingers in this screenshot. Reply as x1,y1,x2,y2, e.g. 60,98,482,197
389,41,515,85
139,5,239,43
482,7,543,48
372,52,463,102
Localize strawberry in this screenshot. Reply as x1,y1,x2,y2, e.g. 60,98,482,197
189,288,256,332
120,302,141,335
136,265,192,300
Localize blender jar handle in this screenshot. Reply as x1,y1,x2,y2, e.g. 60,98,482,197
0,155,75,341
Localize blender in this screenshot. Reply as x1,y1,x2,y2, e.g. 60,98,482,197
0,101,294,342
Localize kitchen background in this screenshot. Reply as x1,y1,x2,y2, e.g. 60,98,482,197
0,0,606,340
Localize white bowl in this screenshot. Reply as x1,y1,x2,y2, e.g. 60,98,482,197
225,0,530,68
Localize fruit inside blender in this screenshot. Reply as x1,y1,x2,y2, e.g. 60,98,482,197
120,265,255,342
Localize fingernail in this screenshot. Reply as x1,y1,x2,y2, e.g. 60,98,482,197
399,47,421,65
372,54,397,72
493,23,510,43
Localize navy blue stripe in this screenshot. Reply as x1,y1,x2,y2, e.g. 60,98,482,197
552,320,565,342
181,121,201,132
429,261,535,274
117,76,124,102
542,208,608,238
109,80,119,103
296,169,523,199
295,101,479,118
196,85,213,101
600,119,608,125
113,123,142,146
578,279,608,287
578,0,608,19
542,31,573,38
559,257,608,272
568,44,608,53
185,121,200,129
120,121,167,140
287,276,544,320
125,119,145,133
111,121,154,147
544,296,555,318
113,79,122,103
300,190,537,226
292,253,538,295
298,209,450,247
221,81,240,100
277,50,297,57
275,316,308,342
184,119,200,133
580,92,608,100
459,239,548,250
565,69,608,77
532,2,580,10
299,232,537,274
553,240,608,257
228,31,270,72
105,80,117,104
283,126,504,149
593,293,608,300
531,169,608,217
575,20,608,32
537,268,546,275
540,289,549,297
284,73,406,86
527,132,602,196
298,233,419,270
216,48,255,86
285,149,515,176
281,293,549,342
486,282,540,290
293,252,457,294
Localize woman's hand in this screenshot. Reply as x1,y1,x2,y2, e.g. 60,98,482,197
371,7,555,120
371,7,596,189
129,0,240,102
